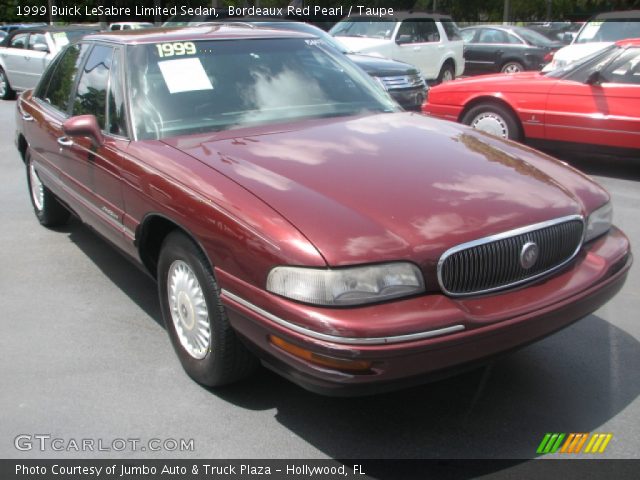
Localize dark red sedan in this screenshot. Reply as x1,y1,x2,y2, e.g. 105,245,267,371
423,39,640,158
14,26,631,395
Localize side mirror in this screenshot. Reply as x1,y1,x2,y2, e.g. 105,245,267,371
32,43,49,53
586,70,602,86
562,32,573,44
63,115,104,147
396,34,413,45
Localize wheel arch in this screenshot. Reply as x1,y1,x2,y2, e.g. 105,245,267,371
440,56,456,74
17,133,28,163
136,213,215,280
458,95,524,134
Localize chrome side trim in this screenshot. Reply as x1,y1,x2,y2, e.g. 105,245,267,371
221,289,465,345
437,214,585,297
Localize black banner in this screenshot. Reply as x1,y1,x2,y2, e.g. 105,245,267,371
3,459,640,480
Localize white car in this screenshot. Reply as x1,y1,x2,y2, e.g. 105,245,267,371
542,10,640,72
330,12,464,82
108,22,154,31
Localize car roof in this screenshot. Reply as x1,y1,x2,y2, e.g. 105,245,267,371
84,24,314,44
593,10,640,20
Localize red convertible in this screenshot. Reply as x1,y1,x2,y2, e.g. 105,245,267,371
423,38,640,157
14,26,631,395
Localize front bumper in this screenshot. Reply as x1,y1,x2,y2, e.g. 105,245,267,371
217,228,631,396
421,102,463,121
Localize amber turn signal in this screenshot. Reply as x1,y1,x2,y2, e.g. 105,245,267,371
269,335,372,373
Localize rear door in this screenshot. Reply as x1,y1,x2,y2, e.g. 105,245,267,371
544,46,640,149
26,42,91,204
22,31,54,90
390,18,442,78
2,32,30,89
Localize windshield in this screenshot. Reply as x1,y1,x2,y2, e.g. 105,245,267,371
330,19,398,39
516,28,557,47
545,44,616,78
575,19,640,43
127,38,398,140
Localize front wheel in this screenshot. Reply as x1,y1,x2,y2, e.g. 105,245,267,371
157,231,257,387
0,68,16,100
461,103,522,141
26,152,70,227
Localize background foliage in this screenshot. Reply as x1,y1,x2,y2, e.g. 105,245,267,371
1,0,639,23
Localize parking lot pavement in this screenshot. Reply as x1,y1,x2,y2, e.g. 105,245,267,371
1,98,639,463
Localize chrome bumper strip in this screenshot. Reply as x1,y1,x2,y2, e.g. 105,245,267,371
221,289,465,345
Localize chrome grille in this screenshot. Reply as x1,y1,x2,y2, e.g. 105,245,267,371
378,73,425,90
438,216,584,296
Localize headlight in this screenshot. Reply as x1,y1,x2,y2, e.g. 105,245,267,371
584,202,613,242
266,262,425,306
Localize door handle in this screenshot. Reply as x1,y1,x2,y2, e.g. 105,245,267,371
22,113,34,122
57,136,73,147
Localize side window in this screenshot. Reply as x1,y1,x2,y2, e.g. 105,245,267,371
441,20,462,41
72,45,113,129
461,29,476,43
10,33,28,49
397,21,420,44
107,48,128,136
397,19,440,44
506,33,524,45
28,33,48,51
600,48,640,85
478,29,508,44
41,43,90,113
418,19,440,43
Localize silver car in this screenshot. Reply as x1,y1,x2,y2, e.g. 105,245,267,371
0,26,99,100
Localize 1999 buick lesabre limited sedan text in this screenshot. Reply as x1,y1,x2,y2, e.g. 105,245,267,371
14,25,631,395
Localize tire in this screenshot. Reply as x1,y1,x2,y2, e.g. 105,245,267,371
158,231,258,387
0,68,16,100
437,62,455,84
461,102,522,141
500,61,524,74
26,151,70,227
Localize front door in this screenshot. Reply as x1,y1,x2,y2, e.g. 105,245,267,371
545,46,640,149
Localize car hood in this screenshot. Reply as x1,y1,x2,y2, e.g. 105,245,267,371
161,113,598,268
347,53,419,76
333,36,390,53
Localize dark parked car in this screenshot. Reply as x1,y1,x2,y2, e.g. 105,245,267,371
461,25,562,74
239,20,428,110
15,26,631,395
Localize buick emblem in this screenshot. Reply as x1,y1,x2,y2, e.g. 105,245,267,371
520,242,539,270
